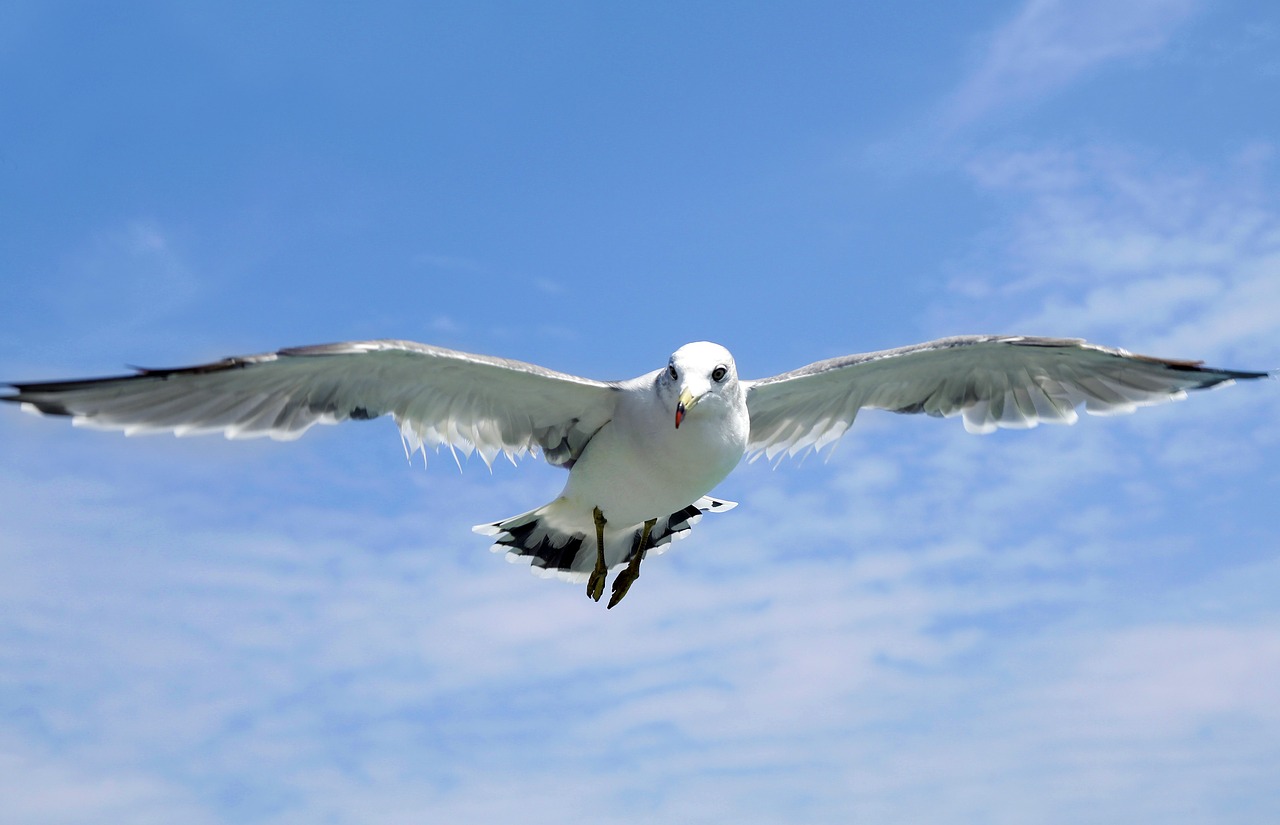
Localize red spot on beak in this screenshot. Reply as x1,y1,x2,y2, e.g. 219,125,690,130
675,403,686,429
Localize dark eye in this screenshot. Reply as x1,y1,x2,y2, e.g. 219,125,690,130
711,365,728,382
668,364,679,381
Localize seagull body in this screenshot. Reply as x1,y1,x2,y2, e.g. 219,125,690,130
4,335,1268,606
562,343,746,527
473,343,748,604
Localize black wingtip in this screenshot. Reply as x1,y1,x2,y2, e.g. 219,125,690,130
3,370,159,416
1128,352,1271,383
1200,367,1274,388
1,388,74,416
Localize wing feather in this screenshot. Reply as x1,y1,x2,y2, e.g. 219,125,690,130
5,339,618,468
744,335,1269,460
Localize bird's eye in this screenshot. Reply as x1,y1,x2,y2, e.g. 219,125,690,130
711,365,728,382
668,365,679,381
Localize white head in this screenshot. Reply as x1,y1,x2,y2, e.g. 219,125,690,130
660,341,741,428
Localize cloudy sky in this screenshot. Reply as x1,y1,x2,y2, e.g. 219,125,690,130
2,2,1278,823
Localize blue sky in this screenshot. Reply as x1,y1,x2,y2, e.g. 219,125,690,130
1,2,1278,822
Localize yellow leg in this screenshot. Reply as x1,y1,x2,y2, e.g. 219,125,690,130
586,506,608,602
607,518,656,609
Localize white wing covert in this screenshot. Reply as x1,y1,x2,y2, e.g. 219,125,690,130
5,340,619,468
743,335,1267,462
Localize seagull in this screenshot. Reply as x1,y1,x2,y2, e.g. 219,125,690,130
3,336,1269,607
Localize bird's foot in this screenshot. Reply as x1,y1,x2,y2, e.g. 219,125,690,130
607,518,656,609
607,563,638,609
587,563,607,602
587,506,607,602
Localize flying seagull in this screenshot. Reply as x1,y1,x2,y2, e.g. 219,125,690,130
3,336,1268,607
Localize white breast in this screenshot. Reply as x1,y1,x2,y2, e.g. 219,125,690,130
561,379,748,527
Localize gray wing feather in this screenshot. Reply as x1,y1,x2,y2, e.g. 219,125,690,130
744,335,1268,461
4,339,618,468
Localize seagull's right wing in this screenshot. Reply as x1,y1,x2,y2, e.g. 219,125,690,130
4,339,619,468
743,335,1269,462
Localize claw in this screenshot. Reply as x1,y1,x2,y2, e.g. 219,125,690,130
587,566,606,602
607,565,637,608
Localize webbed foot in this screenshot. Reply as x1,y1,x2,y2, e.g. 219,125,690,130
587,506,607,602
607,518,656,609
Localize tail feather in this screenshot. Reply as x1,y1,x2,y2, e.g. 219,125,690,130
473,496,737,582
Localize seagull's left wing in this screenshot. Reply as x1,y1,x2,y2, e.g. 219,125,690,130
4,339,619,467
744,335,1269,461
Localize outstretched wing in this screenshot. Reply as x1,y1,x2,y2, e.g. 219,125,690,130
4,339,619,468
744,335,1269,461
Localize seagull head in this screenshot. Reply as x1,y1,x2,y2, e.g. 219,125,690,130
662,342,740,429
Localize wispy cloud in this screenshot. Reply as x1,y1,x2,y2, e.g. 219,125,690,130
940,143,1280,364
2,366,1274,823
942,0,1203,128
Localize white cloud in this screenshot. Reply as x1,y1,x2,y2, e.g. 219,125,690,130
944,144,1280,365
943,0,1203,127
1042,623,1280,733
0,749,215,825
5,363,1274,823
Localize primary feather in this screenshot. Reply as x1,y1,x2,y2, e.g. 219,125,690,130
743,335,1265,461
6,339,618,468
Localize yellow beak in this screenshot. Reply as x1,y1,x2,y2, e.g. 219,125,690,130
675,389,700,428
